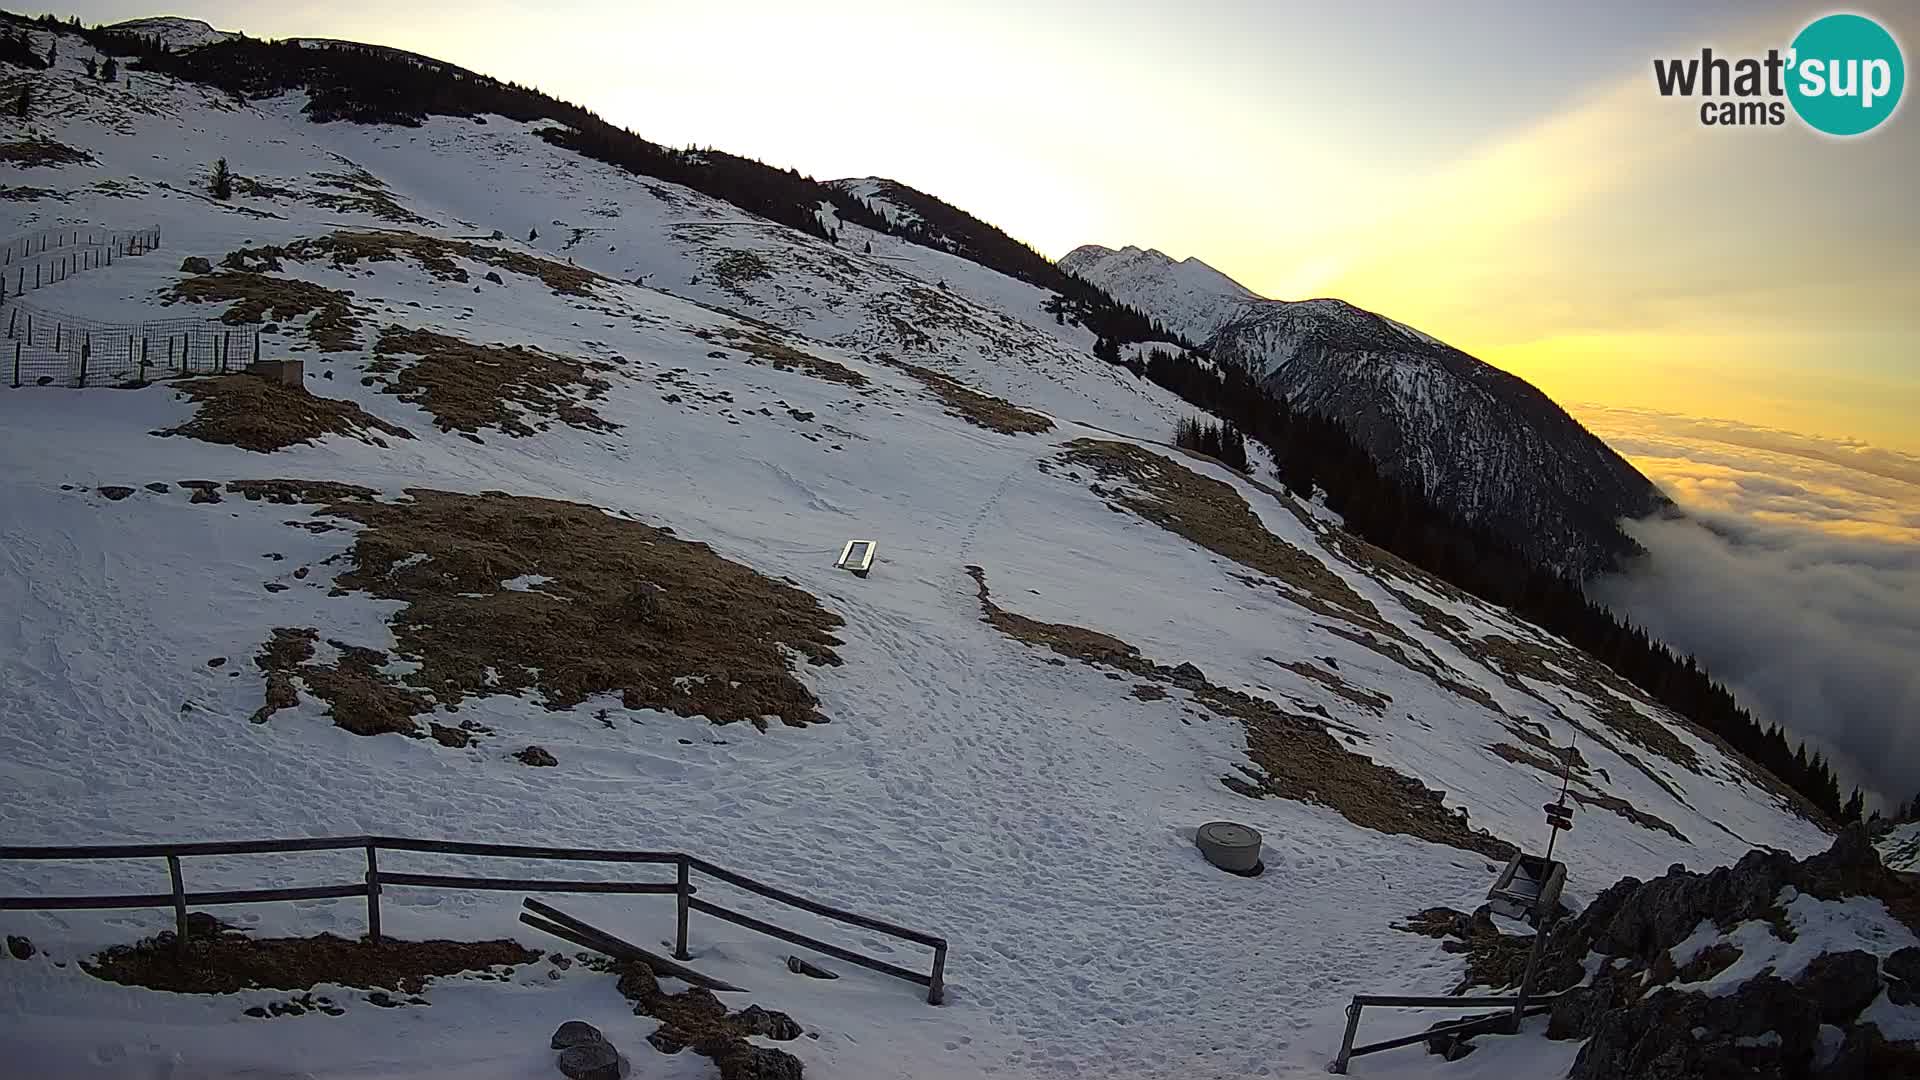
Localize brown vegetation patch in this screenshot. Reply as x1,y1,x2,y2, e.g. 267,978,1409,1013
887,358,1052,434
0,137,93,167
1058,440,1371,616
0,185,65,201
161,376,413,453
308,167,430,225
709,249,772,296
1321,624,1505,714
1393,906,1536,993
705,326,868,388
226,230,599,296
368,326,617,440
84,916,535,995
1475,635,1701,773
249,626,434,736
967,565,1515,860
1488,742,1690,843
250,489,845,731
613,960,805,1080
1267,657,1390,713
166,271,360,351
1130,684,1168,702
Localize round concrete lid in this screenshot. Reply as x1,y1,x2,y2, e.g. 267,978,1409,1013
1196,821,1262,849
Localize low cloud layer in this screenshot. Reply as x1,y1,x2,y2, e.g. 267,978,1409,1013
1581,407,1920,813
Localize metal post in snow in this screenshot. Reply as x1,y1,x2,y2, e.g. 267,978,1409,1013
364,844,382,945
168,855,189,961
674,857,691,960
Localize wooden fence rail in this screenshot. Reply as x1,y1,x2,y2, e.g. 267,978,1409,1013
0,835,947,1003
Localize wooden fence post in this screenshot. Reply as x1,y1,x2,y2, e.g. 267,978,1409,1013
252,335,260,365
674,856,691,960
139,337,148,383
167,855,188,961
365,845,382,945
11,341,19,388
78,335,89,388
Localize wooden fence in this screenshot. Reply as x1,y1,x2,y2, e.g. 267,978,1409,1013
0,835,948,1003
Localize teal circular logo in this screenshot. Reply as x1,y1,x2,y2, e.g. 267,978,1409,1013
1788,13,1905,136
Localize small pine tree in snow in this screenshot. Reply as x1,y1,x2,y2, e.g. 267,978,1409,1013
46,40,56,64
14,86,28,120
84,56,96,78
528,226,539,242
101,57,117,82
863,240,872,254
210,158,232,201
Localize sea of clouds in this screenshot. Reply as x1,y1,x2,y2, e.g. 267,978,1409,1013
1579,407,1920,813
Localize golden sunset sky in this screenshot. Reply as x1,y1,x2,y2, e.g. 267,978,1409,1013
68,0,1920,453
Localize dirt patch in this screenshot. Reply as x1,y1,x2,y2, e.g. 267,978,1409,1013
967,565,1515,860
161,376,413,453
368,326,617,440
0,137,93,167
1131,684,1168,702
703,326,868,388
166,271,360,351
84,916,535,995
613,960,805,1080
885,358,1052,434
1056,441,1373,620
247,489,844,732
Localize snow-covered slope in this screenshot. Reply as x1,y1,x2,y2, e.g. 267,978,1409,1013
0,25,1850,1080
1063,244,1671,578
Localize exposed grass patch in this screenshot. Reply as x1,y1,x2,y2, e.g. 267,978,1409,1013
309,166,430,225
966,565,1515,860
1393,907,1536,992
0,137,93,167
161,376,414,453
367,326,617,441
85,916,535,995
0,185,65,201
226,231,600,296
250,625,434,736
704,326,868,388
1487,742,1690,843
1266,656,1391,713
709,249,773,298
613,960,805,1080
1475,634,1702,774
887,358,1052,434
1057,440,1372,618
166,271,360,351
250,489,844,732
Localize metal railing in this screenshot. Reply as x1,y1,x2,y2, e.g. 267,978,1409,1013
1329,992,1561,1073
0,835,948,1004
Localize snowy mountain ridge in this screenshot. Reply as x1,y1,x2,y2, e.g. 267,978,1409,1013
1062,243,1671,577
0,17,1905,1080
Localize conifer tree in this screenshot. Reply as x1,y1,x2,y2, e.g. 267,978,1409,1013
102,56,117,82
84,56,96,78
210,157,232,200
13,85,28,120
